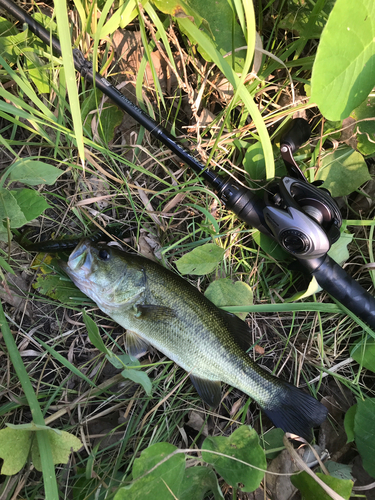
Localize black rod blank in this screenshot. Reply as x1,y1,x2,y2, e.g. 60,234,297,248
0,0,225,190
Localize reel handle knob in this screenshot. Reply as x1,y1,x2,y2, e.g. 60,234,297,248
281,118,311,154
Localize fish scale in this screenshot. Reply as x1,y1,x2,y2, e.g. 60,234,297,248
61,239,328,440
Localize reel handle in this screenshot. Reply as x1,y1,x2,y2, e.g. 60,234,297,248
280,119,311,181
281,118,311,153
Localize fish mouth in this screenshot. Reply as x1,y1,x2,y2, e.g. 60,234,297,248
61,239,93,279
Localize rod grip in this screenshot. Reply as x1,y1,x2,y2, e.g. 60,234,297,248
220,181,272,237
311,255,375,329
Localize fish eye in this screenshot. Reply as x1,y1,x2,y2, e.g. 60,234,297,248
98,248,110,261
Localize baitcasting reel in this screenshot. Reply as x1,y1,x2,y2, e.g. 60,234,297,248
264,119,342,260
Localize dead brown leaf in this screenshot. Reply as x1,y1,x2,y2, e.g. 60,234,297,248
186,410,209,436
0,271,33,318
265,449,299,500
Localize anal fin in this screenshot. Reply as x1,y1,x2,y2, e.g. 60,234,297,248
190,375,222,407
126,330,150,358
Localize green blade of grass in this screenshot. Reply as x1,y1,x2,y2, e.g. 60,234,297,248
100,0,138,38
137,6,166,110
177,17,275,179
368,225,375,288
0,303,59,499
72,0,87,32
238,0,256,77
222,303,342,313
93,0,114,74
36,337,97,388
331,298,375,340
54,0,85,163
143,3,178,72
0,54,56,120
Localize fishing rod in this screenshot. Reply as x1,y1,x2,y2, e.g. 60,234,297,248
1,0,375,329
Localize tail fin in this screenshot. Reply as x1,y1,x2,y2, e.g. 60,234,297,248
262,382,328,440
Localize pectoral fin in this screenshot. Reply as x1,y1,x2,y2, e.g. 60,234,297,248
134,304,176,321
126,330,150,358
190,375,222,407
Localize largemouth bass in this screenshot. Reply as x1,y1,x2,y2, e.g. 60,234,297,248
61,239,327,439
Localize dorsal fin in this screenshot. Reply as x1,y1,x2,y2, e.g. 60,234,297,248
190,375,222,407
218,310,254,353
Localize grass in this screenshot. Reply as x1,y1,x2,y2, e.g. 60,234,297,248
0,0,374,498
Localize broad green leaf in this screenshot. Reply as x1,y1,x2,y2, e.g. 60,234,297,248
0,16,19,36
121,368,153,396
354,398,375,478
291,470,353,499
175,243,225,275
20,14,56,93
351,337,375,373
82,309,108,354
204,278,253,320
323,119,342,141
26,51,50,94
243,142,266,180
252,230,290,261
0,427,32,475
202,425,266,492
328,231,353,265
0,223,8,243
324,461,353,481
311,0,375,120
81,89,123,144
6,423,60,433
290,276,321,301
11,189,50,222
350,94,375,156
177,466,224,500
115,443,185,499
0,427,82,475
0,188,27,227
153,0,247,71
343,404,357,443
8,159,63,186
291,230,353,301
94,103,123,144
315,147,371,197
31,429,82,472
262,428,285,459
0,30,27,63
33,273,90,305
